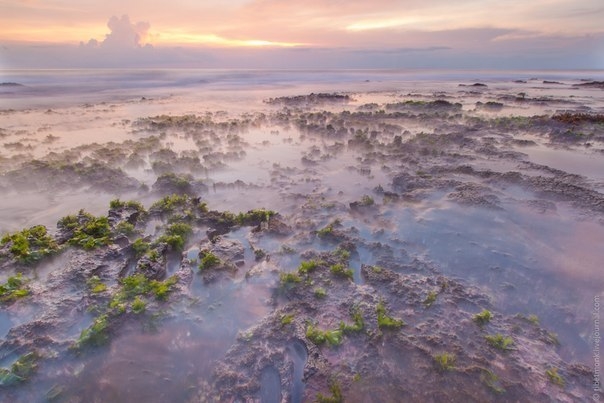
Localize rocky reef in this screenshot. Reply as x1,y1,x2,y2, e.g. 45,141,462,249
0,77,602,401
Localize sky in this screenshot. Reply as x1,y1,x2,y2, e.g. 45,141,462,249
0,0,603,69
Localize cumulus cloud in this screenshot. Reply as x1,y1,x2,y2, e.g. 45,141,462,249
105,15,150,48
69,15,160,67
82,15,151,49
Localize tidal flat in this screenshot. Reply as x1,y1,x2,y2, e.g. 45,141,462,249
0,70,603,401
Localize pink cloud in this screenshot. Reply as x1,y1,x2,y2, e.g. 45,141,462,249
98,15,151,49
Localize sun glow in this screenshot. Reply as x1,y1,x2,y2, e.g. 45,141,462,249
0,25,107,43
152,31,304,48
0,24,304,48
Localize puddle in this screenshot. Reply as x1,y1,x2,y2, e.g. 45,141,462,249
522,144,604,184
185,247,200,263
48,320,216,403
0,311,12,339
260,366,282,403
286,339,308,403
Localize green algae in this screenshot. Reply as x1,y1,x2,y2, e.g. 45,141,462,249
198,251,221,271
1,225,58,263
0,273,30,303
433,353,456,371
329,264,353,280
376,300,404,329
0,352,39,386
484,334,514,350
473,309,492,326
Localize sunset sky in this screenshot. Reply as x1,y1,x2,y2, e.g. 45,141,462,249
1,0,603,69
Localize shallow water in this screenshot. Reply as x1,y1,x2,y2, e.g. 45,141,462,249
286,339,308,403
260,365,282,403
522,144,604,184
1,69,603,400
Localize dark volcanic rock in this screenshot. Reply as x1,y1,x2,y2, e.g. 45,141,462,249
385,99,463,112
253,215,292,236
476,101,504,111
204,237,244,266
447,183,503,210
265,93,351,107
3,160,140,193
391,172,434,193
136,244,168,280
573,81,604,89
441,165,604,215
197,237,243,283
551,112,604,125
107,204,145,228
211,263,592,401
459,83,487,87
527,176,604,213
